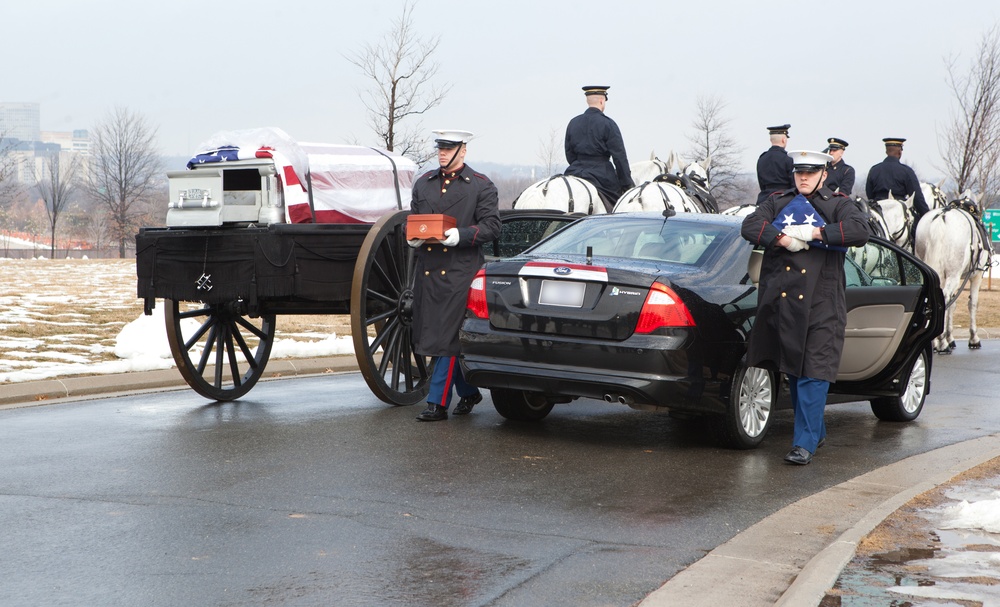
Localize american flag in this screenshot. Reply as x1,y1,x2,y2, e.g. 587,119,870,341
771,194,848,252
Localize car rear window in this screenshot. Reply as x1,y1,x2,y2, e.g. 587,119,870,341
527,216,730,267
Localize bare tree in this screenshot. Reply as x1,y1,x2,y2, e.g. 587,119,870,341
537,127,564,178
939,24,1000,208
684,95,747,208
85,107,161,257
347,0,449,165
34,151,82,257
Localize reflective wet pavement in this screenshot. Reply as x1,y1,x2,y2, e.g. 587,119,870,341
1,346,999,606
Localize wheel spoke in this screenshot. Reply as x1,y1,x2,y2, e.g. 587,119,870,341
230,322,258,368
184,316,213,351
370,315,400,352
224,320,242,388
364,305,397,332
234,315,269,341
196,323,219,375
365,287,398,308
213,323,226,388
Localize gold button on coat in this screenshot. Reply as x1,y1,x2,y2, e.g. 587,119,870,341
801,268,806,274
798,294,804,300
424,271,429,276
785,266,790,271
426,246,432,251
441,270,446,275
781,292,787,297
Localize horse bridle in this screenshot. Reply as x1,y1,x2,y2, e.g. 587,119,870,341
879,199,914,248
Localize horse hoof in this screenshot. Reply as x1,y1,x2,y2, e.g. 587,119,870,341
969,342,982,350
948,341,957,350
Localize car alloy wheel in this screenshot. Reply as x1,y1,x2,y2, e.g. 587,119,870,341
870,349,928,422
710,362,775,449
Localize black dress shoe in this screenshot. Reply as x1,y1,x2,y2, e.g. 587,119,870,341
416,404,448,422
452,393,483,415
783,446,812,465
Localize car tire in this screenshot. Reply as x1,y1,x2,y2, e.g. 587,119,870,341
870,348,928,422
491,388,555,421
710,363,776,450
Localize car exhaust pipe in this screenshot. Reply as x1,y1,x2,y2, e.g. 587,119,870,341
617,395,634,406
603,393,615,403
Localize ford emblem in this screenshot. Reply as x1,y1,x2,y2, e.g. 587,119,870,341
553,266,572,275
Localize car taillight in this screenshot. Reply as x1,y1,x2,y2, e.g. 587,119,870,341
635,282,695,333
466,269,488,319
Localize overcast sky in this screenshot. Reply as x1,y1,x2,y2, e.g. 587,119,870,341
8,0,1000,186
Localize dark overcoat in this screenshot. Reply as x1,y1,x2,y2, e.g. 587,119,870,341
823,160,856,195
564,107,635,201
755,146,794,204
740,187,870,382
865,156,929,216
410,164,501,357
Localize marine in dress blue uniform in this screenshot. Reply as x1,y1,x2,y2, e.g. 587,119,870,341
822,137,856,195
741,150,870,465
756,124,795,204
865,137,929,219
564,85,635,211
408,130,501,421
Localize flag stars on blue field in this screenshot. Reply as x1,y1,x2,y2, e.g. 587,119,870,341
781,212,818,227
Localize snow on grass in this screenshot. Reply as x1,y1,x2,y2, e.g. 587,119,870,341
0,258,355,384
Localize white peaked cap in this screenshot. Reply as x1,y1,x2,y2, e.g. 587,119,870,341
432,130,475,145
787,149,833,169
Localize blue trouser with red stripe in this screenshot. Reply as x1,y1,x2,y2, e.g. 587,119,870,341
428,356,480,410
787,375,829,453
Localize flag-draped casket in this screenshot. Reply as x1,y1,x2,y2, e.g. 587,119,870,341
168,127,416,227
141,128,418,307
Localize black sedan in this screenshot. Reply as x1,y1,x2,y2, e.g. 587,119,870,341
460,212,944,449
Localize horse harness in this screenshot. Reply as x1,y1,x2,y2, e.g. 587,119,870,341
652,173,719,213
539,174,597,215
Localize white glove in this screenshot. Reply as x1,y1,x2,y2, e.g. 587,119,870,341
441,228,459,247
784,237,810,252
783,225,817,242
406,238,426,248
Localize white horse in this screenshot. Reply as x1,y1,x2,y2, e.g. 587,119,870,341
613,179,704,214
512,174,607,214
618,155,717,214
853,196,890,239
921,180,948,210
871,192,916,249
914,196,992,353
630,150,677,184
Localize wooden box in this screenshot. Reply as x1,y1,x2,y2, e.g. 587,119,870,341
407,214,456,241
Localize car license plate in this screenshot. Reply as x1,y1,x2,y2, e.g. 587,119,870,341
538,280,586,307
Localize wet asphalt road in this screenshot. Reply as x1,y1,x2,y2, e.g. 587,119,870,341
1,347,998,607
